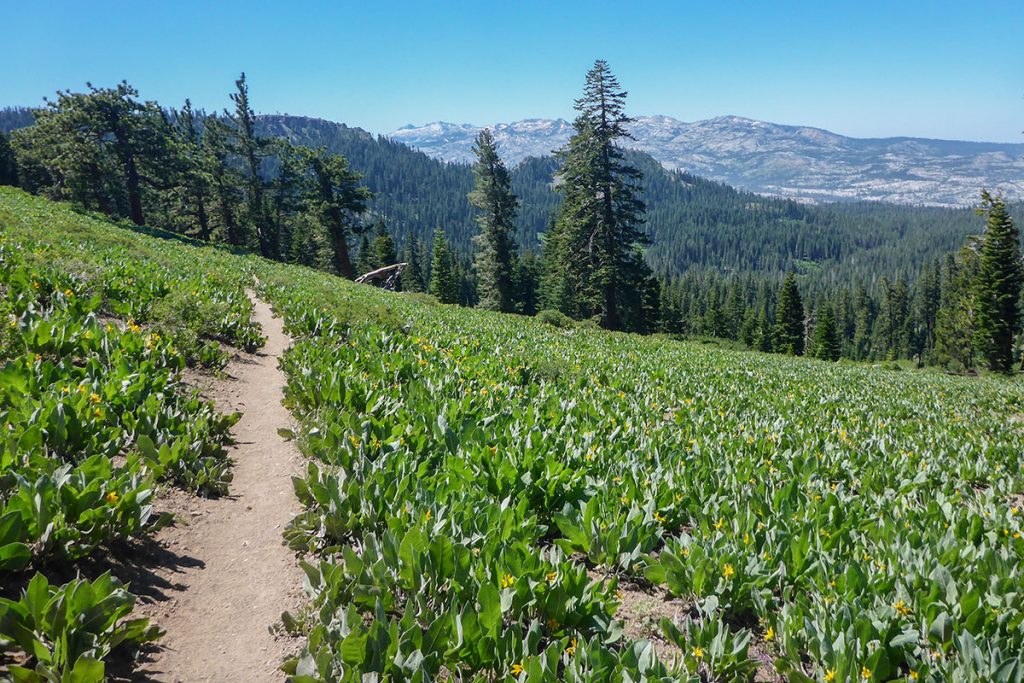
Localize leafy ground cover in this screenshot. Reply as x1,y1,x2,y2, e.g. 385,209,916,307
3,187,1023,682
0,188,263,680
254,257,1024,682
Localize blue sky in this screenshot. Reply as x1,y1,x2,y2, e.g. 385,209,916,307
3,0,1023,141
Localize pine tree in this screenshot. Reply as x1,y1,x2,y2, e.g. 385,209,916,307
0,131,18,186
915,260,942,361
936,249,979,371
704,286,726,337
399,233,425,292
201,115,244,247
514,251,542,315
543,60,650,330
170,100,212,239
775,273,805,355
266,138,306,259
354,234,374,275
13,82,169,224
429,229,460,304
755,311,774,352
371,220,397,267
973,191,1023,373
299,146,371,278
228,73,273,256
811,304,841,361
469,129,519,312
724,284,745,340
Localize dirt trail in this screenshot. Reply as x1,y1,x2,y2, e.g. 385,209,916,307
135,294,303,682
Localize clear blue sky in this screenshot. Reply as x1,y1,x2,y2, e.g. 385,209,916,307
3,0,1023,142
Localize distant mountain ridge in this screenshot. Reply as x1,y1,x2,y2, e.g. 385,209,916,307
390,115,1024,207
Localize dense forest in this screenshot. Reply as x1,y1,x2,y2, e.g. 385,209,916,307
251,113,990,286
0,105,991,284
0,68,1020,371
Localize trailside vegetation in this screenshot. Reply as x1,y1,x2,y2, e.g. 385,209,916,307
3,185,1024,680
2,67,1021,368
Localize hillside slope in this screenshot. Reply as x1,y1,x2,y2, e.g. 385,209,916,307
0,108,998,282
258,114,985,282
3,188,1024,681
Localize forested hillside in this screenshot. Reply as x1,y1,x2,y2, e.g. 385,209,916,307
3,186,1023,680
255,113,988,283
1,105,987,284
1,73,1019,369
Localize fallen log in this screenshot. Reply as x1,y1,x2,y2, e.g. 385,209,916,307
355,262,408,290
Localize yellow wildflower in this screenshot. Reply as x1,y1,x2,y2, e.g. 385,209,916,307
892,599,911,617
723,563,735,580
564,637,577,657
510,662,523,676
105,491,119,505
764,626,775,641
692,646,704,659
824,670,836,682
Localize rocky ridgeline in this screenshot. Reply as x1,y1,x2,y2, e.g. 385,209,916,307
390,115,1024,207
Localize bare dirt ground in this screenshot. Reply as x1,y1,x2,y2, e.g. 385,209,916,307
127,294,304,682
591,570,781,682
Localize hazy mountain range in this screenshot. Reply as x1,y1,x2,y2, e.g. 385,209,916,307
390,115,1024,207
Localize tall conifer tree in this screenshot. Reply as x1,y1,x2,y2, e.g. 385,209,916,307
370,220,397,268
228,74,272,255
300,146,370,278
775,273,805,355
811,304,841,361
543,60,651,330
399,233,426,293
973,191,1023,372
936,248,979,370
429,229,460,304
469,129,519,312
172,100,213,239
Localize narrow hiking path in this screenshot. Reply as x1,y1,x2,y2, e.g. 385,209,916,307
134,294,303,682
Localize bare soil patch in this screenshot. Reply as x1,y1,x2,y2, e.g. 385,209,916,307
591,570,781,681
